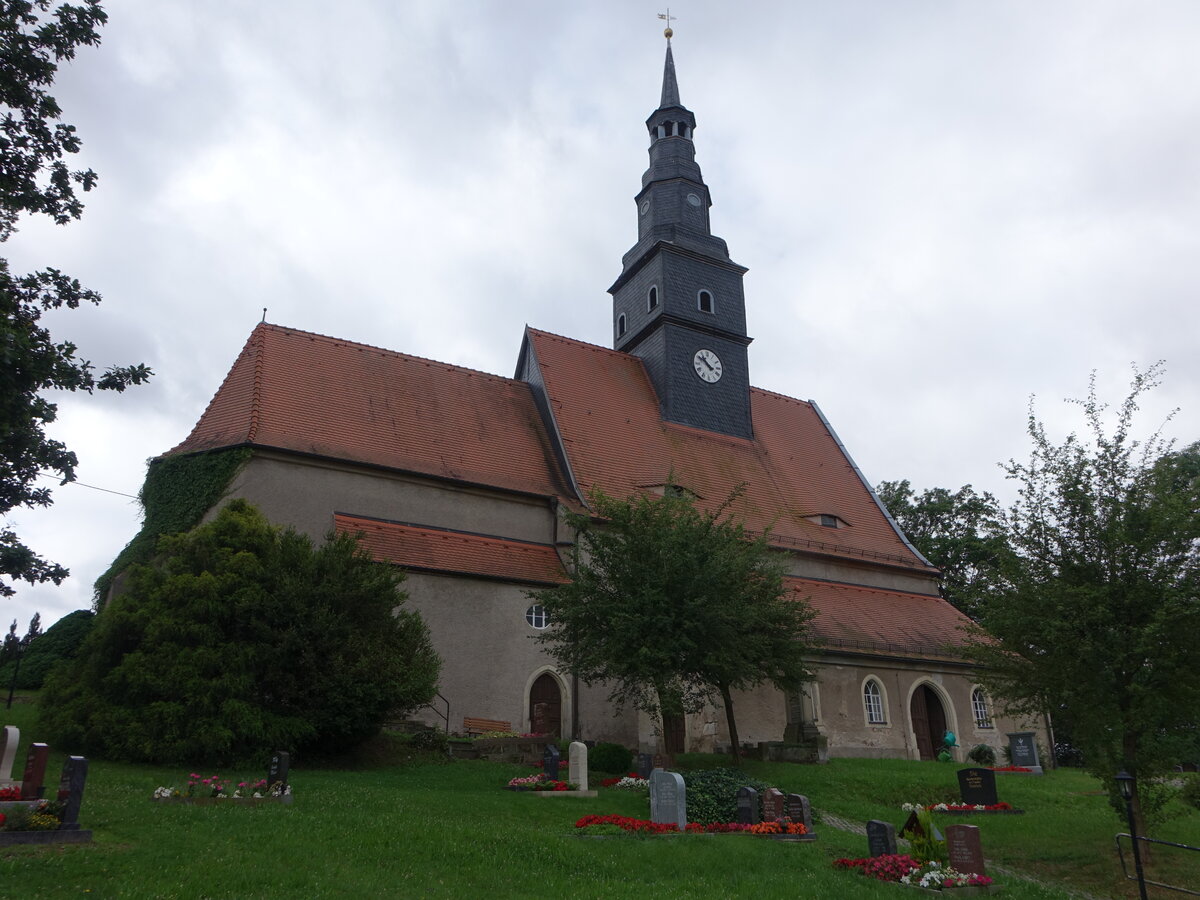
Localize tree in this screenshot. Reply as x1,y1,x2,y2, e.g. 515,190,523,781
875,480,1007,620
969,365,1200,831
531,485,815,765
39,500,441,765
1,0,151,598
0,607,91,689
3,609,41,706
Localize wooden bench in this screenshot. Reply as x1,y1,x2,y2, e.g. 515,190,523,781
462,717,512,736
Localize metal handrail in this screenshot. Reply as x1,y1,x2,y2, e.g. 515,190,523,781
1115,833,1200,896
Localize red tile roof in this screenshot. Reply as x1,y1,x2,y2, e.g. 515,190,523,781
171,324,572,499
335,514,568,586
789,576,975,657
523,329,932,571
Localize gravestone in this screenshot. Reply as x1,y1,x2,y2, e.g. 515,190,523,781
542,744,560,780
1007,732,1043,773
56,757,88,830
762,787,785,822
649,769,687,830
0,725,17,783
945,823,986,877
735,786,759,825
568,741,588,791
267,751,290,791
786,793,813,832
957,767,999,806
867,819,897,857
636,752,653,779
19,742,49,800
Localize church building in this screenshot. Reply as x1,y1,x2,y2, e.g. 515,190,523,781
144,37,1044,761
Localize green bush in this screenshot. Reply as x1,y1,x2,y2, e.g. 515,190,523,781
681,767,770,825
967,744,997,766
590,742,633,774
40,500,441,765
1181,774,1200,811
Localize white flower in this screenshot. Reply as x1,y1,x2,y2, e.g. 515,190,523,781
253,792,263,798
933,803,948,811
974,804,985,810
901,802,918,812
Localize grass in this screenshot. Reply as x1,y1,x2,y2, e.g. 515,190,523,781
0,695,1195,898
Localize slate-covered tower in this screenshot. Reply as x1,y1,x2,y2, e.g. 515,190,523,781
608,36,753,440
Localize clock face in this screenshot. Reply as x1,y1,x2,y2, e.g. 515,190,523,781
693,348,723,383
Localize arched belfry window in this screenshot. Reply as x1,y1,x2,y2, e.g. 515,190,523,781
648,286,659,311
617,313,627,337
697,290,714,314
863,678,887,725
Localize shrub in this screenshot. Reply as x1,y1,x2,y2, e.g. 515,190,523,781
0,610,94,689
1181,775,1200,811
590,742,633,774
409,730,449,753
681,767,770,825
40,500,441,765
967,744,996,766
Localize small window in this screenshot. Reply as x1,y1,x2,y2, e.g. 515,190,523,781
972,688,993,729
864,679,886,725
819,514,838,528
617,313,627,337
525,605,549,629
697,290,714,314
647,286,659,311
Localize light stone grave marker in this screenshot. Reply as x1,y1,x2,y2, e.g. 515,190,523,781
0,725,17,784
649,769,686,830
568,741,588,790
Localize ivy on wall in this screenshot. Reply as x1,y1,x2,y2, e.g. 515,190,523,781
93,447,254,606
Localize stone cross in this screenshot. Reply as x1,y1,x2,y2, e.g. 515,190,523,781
649,769,687,830
761,787,785,822
957,767,999,807
56,756,88,830
542,744,560,780
867,819,897,857
735,786,759,825
267,751,290,792
20,742,49,801
786,793,813,832
946,823,986,877
0,725,18,784
568,741,588,790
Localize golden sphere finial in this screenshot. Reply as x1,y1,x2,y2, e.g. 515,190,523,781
664,26,673,39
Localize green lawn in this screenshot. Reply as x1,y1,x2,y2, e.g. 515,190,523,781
2,697,1196,898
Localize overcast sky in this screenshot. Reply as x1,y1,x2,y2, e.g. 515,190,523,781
5,0,1198,630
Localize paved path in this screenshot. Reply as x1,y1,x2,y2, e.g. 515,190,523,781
814,808,1108,900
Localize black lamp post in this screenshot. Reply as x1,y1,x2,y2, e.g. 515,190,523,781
1116,770,1149,900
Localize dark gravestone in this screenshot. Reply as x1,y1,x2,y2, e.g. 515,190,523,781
649,769,686,830
20,742,49,800
636,753,653,779
1007,732,1041,770
945,823,986,877
786,793,813,832
267,751,290,791
56,757,88,830
735,786,759,825
867,819,897,857
957,767,998,806
762,787,785,822
542,744,560,780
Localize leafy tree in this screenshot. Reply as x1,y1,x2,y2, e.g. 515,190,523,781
531,485,815,765
0,607,91,689
970,365,1200,831
1,0,151,598
875,480,1007,620
39,500,441,765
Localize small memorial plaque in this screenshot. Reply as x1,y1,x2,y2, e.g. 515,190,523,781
946,823,986,877
568,741,588,791
866,819,897,857
762,787,785,822
649,769,687,830
1007,732,1041,769
957,767,999,807
786,793,813,832
542,744,560,780
735,786,759,825
56,757,88,830
267,751,290,791
19,742,49,801
636,752,653,779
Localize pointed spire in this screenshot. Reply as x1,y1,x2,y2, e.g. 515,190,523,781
660,41,681,109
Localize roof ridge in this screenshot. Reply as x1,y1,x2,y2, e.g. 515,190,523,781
247,323,266,442
334,513,558,549
255,321,528,385
526,327,630,359
751,385,813,406
784,574,954,605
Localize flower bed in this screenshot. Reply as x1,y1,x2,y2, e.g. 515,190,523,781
506,774,580,792
834,855,996,891
153,772,292,804
598,773,648,790
574,814,813,840
989,766,1034,774
903,802,1022,815
0,798,91,845
0,786,24,802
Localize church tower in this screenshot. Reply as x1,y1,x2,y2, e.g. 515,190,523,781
608,34,753,440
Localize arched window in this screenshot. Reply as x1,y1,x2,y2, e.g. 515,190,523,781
697,290,714,314
972,688,993,728
863,678,887,725
648,285,659,311
617,313,627,337
525,604,549,629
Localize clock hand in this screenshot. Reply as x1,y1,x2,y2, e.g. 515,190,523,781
700,357,715,371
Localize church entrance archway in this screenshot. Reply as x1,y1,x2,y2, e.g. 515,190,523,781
529,673,562,737
910,684,948,761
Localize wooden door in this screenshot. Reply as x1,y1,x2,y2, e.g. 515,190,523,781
663,714,686,755
529,673,561,737
910,687,934,760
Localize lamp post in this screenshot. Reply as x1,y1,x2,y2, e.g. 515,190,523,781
1116,770,1149,900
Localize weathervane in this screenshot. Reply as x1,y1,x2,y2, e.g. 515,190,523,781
658,9,675,40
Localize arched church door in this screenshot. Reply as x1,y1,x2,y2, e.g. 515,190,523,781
910,685,948,761
529,673,562,737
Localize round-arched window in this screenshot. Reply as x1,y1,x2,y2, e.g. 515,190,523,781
525,604,549,629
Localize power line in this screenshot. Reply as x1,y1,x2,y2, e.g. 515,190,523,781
36,471,138,499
